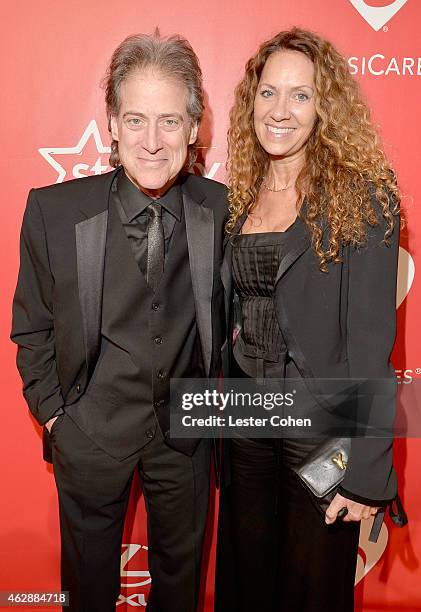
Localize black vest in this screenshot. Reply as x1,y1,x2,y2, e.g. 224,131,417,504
66,187,204,460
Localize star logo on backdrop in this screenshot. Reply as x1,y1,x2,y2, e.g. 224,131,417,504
38,119,111,183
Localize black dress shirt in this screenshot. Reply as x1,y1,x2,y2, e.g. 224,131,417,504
115,170,182,279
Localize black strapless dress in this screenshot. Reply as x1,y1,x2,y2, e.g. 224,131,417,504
231,230,290,379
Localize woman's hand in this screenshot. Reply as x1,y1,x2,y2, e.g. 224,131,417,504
325,492,379,524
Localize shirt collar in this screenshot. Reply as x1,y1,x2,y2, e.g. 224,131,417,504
117,170,182,222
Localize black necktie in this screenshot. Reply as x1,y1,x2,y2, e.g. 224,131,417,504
147,201,164,291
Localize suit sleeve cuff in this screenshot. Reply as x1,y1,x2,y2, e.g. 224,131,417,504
338,485,392,507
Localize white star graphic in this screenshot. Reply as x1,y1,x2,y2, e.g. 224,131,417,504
38,119,111,183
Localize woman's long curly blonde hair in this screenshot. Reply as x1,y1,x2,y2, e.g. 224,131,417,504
227,28,399,270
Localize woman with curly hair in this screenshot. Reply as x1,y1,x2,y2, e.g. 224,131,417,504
216,28,400,612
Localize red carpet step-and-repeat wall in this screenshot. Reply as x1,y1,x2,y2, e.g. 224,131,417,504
1,0,420,610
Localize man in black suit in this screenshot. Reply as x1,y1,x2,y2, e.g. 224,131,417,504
11,33,227,612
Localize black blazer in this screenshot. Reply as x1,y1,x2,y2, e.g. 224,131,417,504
11,169,228,449
221,194,399,504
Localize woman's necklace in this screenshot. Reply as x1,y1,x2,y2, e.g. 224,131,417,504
262,177,296,192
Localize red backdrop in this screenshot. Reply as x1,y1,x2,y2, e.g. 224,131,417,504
1,0,420,610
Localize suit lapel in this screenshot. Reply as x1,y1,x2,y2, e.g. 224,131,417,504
183,184,214,377
221,239,233,330
75,169,119,375
221,212,245,327
274,218,310,284
75,210,108,376
274,201,311,284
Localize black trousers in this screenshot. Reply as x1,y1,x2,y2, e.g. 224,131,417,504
50,412,210,612
216,436,360,612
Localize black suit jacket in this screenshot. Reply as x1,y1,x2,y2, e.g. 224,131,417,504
221,193,399,504
11,169,228,454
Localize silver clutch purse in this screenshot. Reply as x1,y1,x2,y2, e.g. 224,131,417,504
292,437,408,544
292,437,351,515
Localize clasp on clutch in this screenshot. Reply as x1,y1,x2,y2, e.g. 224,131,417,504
332,452,347,470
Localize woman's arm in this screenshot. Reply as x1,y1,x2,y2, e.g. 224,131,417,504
330,192,400,523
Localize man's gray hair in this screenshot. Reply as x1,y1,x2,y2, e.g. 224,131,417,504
104,32,204,168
